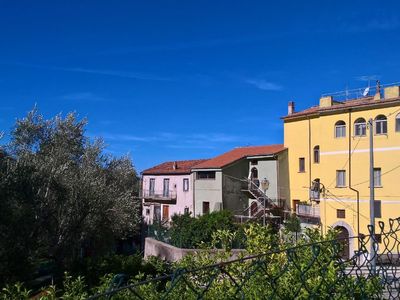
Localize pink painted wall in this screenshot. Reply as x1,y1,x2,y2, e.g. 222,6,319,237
142,173,194,224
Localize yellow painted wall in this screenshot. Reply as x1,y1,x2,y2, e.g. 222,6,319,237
284,102,400,238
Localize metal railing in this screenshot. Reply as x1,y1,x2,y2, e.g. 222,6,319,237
142,190,177,201
88,219,400,299
296,203,320,218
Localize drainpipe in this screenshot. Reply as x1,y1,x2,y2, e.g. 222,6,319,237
192,173,196,216
348,110,360,248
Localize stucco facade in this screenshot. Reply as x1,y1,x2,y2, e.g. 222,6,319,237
283,85,400,242
141,159,206,224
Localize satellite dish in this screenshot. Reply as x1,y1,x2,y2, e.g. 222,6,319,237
362,87,370,97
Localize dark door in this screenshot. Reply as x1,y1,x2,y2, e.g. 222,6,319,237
336,226,350,260
154,206,161,222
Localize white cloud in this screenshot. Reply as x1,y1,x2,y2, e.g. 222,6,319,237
60,92,107,102
245,79,283,91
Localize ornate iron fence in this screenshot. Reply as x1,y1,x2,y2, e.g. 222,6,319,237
88,218,400,299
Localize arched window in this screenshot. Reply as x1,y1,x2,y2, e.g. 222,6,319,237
396,113,400,132
375,115,387,135
354,118,366,136
335,120,346,138
313,145,320,163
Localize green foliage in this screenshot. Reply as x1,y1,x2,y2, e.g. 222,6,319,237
0,282,31,300
70,254,170,287
284,214,301,233
0,108,141,284
168,210,243,249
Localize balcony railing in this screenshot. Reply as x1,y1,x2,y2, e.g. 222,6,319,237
296,203,320,218
143,190,177,203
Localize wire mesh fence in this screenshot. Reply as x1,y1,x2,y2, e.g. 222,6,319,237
89,218,400,299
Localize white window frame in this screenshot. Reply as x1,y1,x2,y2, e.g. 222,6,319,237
183,178,189,191
354,118,366,136
375,115,387,135
374,168,382,187
149,178,155,196
396,113,400,132
334,121,346,138
336,170,346,187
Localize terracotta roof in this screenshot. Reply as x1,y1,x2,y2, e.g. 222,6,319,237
193,144,286,169
283,96,400,120
142,159,208,175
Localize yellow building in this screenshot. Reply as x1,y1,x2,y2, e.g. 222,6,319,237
283,84,400,257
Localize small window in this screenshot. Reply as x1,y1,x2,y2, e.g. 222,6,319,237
251,160,258,165
184,207,189,214
354,118,366,136
203,201,210,214
337,209,346,219
299,158,305,172
375,115,387,135
149,178,155,196
197,171,216,180
396,113,400,132
335,120,346,138
183,178,189,191
313,146,320,164
163,178,170,197
374,168,382,187
336,170,346,187
374,200,382,218
145,208,150,216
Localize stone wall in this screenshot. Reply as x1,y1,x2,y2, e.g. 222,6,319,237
144,237,245,262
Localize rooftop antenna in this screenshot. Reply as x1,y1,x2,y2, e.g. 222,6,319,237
362,80,371,97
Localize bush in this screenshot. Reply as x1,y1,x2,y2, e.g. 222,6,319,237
169,210,244,249
70,254,171,287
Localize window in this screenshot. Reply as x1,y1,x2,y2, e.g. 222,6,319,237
197,171,216,179
374,200,382,218
162,205,169,221
299,158,305,172
149,178,155,196
313,146,320,163
396,113,400,132
335,120,346,138
354,118,366,136
336,170,346,187
183,178,189,191
145,208,150,216
374,168,382,187
337,209,346,219
375,115,387,135
163,178,170,197
203,201,210,214
184,207,189,214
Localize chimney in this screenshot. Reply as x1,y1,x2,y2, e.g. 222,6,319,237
373,80,382,100
172,161,177,170
319,96,333,108
288,101,295,115
384,85,400,99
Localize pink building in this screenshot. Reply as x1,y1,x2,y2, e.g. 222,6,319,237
141,159,207,224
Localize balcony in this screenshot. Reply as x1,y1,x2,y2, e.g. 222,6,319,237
296,203,320,225
143,190,177,204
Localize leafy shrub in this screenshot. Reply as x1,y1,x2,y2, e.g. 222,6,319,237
168,210,244,249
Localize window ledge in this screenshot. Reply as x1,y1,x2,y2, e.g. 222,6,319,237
298,171,306,173
335,186,347,188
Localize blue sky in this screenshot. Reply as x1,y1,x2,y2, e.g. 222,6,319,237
1,1,400,171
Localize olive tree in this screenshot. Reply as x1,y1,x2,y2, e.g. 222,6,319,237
0,108,141,282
